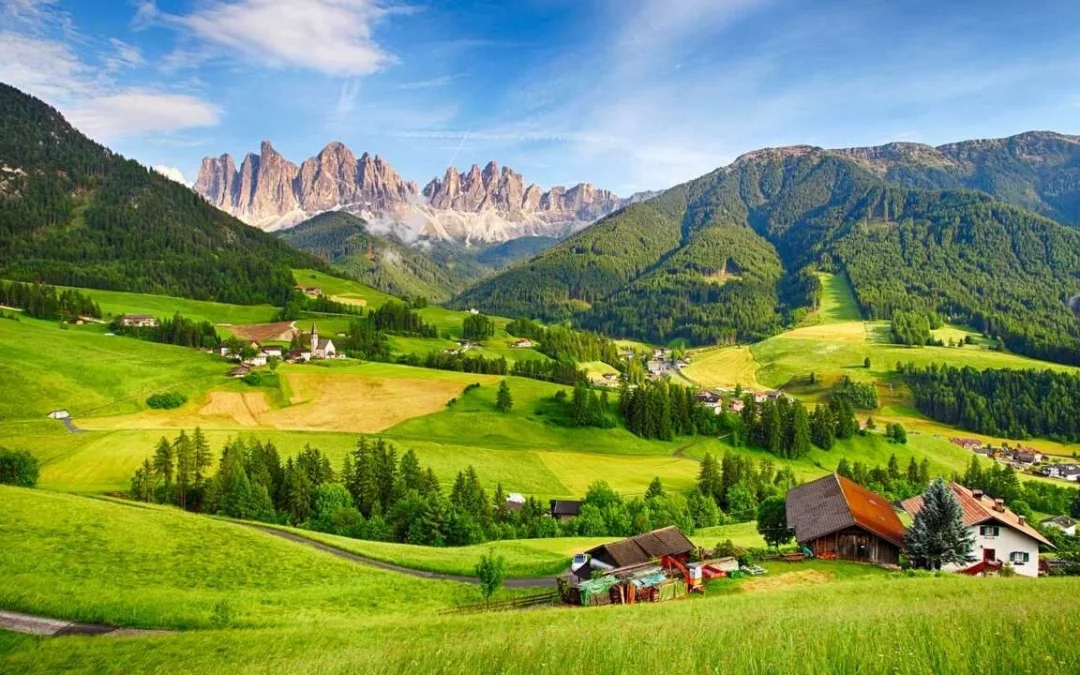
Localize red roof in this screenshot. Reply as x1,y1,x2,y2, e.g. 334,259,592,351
786,474,907,548
900,483,1052,548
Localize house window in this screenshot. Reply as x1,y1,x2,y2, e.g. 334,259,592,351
1009,552,1030,565
979,525,1000,537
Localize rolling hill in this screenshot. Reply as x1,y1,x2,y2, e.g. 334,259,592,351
0,83,319,305
454,141,1080,365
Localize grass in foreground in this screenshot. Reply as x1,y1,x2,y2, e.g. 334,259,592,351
0,486,493,630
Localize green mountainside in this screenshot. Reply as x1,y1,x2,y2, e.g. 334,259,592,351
454,146,1080,364
0,83,318,305
838,131,1080,226
278,211,465,301
280,212,561,301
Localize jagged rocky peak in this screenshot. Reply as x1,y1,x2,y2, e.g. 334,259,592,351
194,142,631,239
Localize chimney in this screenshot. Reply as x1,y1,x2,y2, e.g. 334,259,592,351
972,489,984,499
994,498,1005,512
1018,515,1026,526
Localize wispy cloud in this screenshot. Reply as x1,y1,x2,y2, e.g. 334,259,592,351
0,0,220,141
396,74,460,90
140,0,400,76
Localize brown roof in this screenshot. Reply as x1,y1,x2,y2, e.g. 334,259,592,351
549,500,582,517
786,474,907,548
584,526,695,568
900,483,1052,548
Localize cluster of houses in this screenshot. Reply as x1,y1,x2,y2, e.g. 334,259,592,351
949,437,1080,483
693,388,787,414
296,285,323,297
222,323,339,377
646,349,690,379
442,339,475,356
786,474,1055,577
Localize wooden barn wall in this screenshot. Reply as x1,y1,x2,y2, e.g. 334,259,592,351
804,527,900,565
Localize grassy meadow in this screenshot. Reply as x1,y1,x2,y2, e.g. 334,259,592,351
59,285,279,326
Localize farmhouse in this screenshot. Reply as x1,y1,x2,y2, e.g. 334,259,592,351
549,499,582,522
1042,515,1077,537
694,390,721,407
786,474,906,565
901,484,1053,578
262,345,283,359
1040,464,1080,481
510,338,534,349
120,313,157,328
286,348,312,363
244,353,267,367
506,493,526,513
572,526,696,580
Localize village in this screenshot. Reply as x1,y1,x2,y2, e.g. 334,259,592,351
540,470,1067,608
948,436,1080,484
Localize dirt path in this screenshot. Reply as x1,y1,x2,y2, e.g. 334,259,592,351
248,525,557,589
0,610,170,637
60,417,83,434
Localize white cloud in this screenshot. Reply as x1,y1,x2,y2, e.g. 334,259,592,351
105,38,144,71
147,0,397,76
67,93,221,140
0,5,221,143
153,165,191,186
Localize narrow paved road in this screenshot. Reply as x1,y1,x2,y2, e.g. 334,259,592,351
248,525,558,589
0,610,170,637
61,417,83,434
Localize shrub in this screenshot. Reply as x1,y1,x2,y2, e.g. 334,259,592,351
146,392,187,409
0,448,39,487
241,372,262,386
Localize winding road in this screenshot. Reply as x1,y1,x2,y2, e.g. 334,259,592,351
0,610,170,637
248,525,558,589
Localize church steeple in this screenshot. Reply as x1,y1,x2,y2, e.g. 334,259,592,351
310,323,318,353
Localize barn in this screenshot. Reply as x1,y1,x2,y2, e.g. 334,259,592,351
785,474,906,565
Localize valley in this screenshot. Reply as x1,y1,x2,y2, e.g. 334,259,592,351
3,74,1080,675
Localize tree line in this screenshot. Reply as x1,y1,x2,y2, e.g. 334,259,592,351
506,318,621,366
904,362,1080,442
959,455,1078,518
110,311,220,349
0,281,100,320
837,454,931,501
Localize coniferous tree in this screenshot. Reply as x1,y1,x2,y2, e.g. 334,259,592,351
496,379,513,413
152,436,175,498
906,479,976,569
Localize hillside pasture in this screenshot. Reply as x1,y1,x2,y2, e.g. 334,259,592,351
0,486,494,631
59,285,279,326
0,317,225,420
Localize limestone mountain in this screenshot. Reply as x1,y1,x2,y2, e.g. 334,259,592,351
0,83,317,305
195,143,632,243
453,135,1080,367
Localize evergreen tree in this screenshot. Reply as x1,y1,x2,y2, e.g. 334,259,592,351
790,402,812,458
174,430,194,509
152,436,175,498
645,476,666,500
193,427,212,487
905,479,975,569
697,453,724,506
495,380,513,413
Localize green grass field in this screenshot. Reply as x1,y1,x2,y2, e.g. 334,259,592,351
59,285,279,326
3,484,1080,674
0,316,227,420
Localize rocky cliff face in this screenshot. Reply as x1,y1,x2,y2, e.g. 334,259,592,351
195,142,632,241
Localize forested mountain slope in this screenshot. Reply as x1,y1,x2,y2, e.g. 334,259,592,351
279,211,467,301
837,131,1080,227
0,84,317,305
454,146,1080,364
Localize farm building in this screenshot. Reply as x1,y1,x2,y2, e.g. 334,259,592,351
47,409,70,419
228,365,251,378
120,313,157,328
901,484,1053,577
559,527,698,606
786,474,906,565
549,500,582,522
569,526,696,582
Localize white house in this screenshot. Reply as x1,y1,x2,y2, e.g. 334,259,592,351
1042,516,1077,537
47,409,70,419
262,346,283,359
901,484,1053,578
244,354,267,367
120,313,157,328
1042,464,1080,482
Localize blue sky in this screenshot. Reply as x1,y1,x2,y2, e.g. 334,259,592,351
3,0,1080,195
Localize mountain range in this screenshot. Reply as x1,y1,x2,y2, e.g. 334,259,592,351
454,131,1080,366
194,141,646,243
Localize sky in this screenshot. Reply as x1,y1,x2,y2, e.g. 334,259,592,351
3,0,1080,196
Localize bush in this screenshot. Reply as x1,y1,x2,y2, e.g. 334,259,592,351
146,392,187,409
241,372,262,386
0,448,39,487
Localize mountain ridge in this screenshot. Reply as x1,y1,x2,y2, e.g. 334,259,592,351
195,141,639,243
